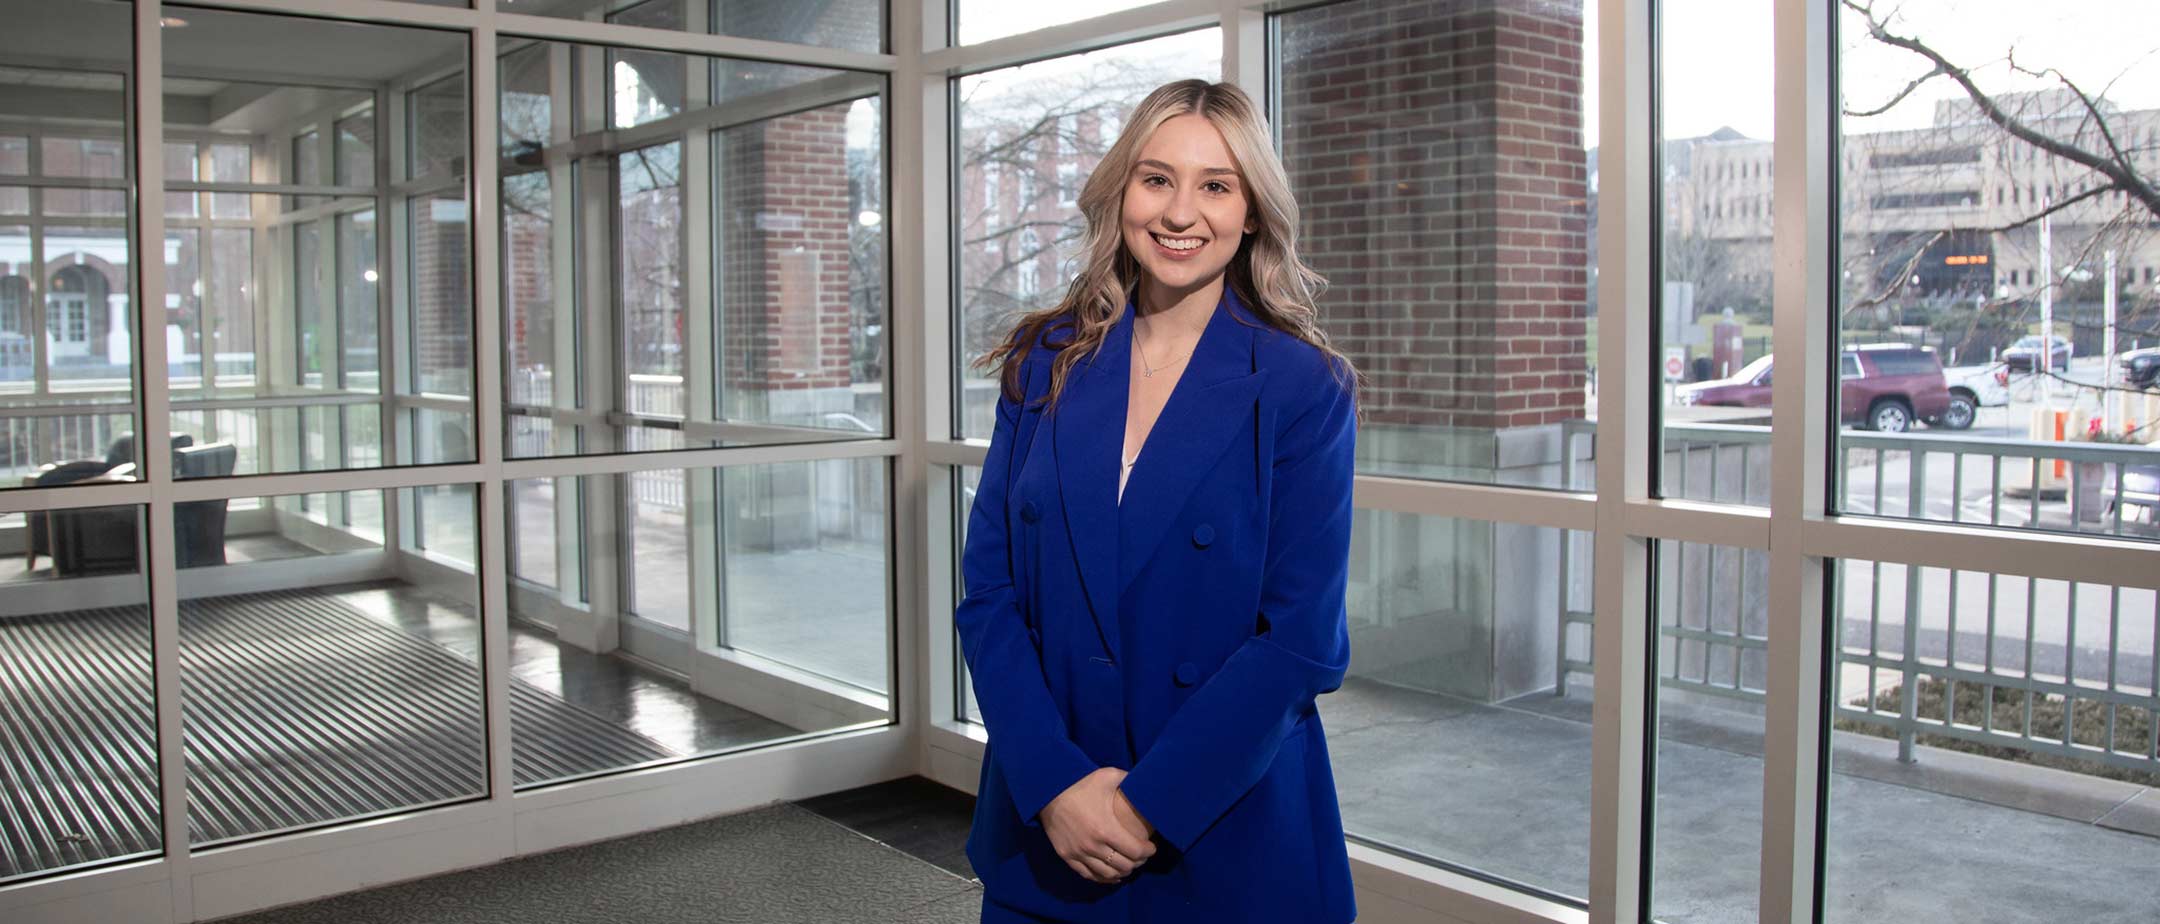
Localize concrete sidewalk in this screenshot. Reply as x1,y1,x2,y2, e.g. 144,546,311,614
1320,675,2160,924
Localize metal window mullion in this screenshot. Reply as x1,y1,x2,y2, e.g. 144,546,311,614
133,1,196,917
27,190,49,400
905,0,954,734
1590,0,1655,921
1757,0,1833,921
1219,0,1265,94
681,19,723,655
470,14,516,813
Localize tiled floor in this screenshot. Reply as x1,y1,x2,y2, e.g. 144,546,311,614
799,776,979,880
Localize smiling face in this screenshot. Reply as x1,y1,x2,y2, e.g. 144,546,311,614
1119,113,1255,305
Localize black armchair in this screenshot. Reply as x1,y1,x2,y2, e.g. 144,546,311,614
24,432,192,571
174,442,238,568
44,441,238,577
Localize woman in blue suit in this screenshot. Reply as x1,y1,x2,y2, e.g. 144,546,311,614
957,79,1362,923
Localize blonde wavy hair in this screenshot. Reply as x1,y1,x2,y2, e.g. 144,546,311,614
979,79,1359,414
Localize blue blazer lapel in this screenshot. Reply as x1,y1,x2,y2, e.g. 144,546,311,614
1052,304,1131,659
1116,288,1269,601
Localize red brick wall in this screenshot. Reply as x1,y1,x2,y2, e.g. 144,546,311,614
411,194,472,398
1279,0,1589,430
721,105,855,391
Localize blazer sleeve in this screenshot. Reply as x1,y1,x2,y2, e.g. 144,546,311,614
955,361,1100,827
1117,367,1356,852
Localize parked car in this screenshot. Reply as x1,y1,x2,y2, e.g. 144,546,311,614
2001,334,2072,373
2109,459,2160,530
1675,345,1953,432
2122,346,2160,389
1937,362,2011,430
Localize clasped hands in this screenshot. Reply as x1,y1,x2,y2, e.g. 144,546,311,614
1039,767,1156,884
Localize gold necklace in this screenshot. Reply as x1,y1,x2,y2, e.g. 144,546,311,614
1134,322,1194,378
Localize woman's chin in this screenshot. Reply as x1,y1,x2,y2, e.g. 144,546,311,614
1136,260,1228,297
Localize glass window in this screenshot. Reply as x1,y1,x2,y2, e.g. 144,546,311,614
619,141,683,383
337,210,381,390
44,227,133,390
1660,0,1773,505
407,192,474,403
1332,512,1594,901
956,464,982,724
165,228,203,391
956,1,1160,45
0,502,160,885
609,2,688,130
208,228,256,388
954,28,1221,439
291,129,323,210
1276,1,1597,490
513,0,883,54
1835,0,2160,542
335,110,376,188
1651,540,1768,923
165,141,199,218
509,476,570,592
510,462,892,788
1825,562,2160,922
500,37,886,460
295,222,327,387
163,8,468,478
0,135,26,174
209,142,252,219
178,486,485,846
409,75,467,184
721,458,890,693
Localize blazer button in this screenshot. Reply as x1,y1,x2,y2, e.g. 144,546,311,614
1173,662,1199,686
1018,500,1040,524
1191,524,1214,548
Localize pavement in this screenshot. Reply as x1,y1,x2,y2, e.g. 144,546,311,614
1320,673,2160,924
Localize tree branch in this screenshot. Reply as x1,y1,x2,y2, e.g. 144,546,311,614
1841,0,2160,219
1844,62,1947,118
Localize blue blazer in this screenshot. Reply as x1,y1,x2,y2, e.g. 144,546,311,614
957,286,1358,923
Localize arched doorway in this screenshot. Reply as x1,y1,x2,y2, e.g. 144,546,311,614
46,263,106,362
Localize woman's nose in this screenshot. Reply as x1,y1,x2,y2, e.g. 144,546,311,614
1162,191,1200,230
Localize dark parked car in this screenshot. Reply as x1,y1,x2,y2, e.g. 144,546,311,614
2002,334,2072,373
1675,345,1953,433
2122,346,2160,389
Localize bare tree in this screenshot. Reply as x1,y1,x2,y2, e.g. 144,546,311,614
955,55,1203,366
1841,0,2160,377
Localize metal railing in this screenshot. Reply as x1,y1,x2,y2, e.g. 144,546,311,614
1560,422,2160,776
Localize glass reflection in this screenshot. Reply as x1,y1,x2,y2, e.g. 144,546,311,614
0,0,137,486
499,37,886,459
161,7,472,477
0,502,158,884
508,460,891,790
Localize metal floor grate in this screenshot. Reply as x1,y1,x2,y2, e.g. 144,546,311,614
0,586,677,882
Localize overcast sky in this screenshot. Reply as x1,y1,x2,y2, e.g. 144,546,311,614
957,1,2159,149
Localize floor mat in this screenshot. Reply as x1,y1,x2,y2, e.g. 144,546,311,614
0,587,677,881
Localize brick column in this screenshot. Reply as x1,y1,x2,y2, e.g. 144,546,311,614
1279,0,1589,437
1278,0,1591,704
719,107,855,411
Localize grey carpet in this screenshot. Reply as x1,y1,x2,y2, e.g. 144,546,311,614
212,803,982,924
0,588,677,881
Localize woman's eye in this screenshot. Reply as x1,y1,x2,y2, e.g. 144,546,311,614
1142,175,1168,187
1204,181,1230,193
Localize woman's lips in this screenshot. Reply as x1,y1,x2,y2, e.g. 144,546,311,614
1149,231,1206,260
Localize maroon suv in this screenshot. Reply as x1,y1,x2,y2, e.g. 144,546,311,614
1674,345,1953,432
